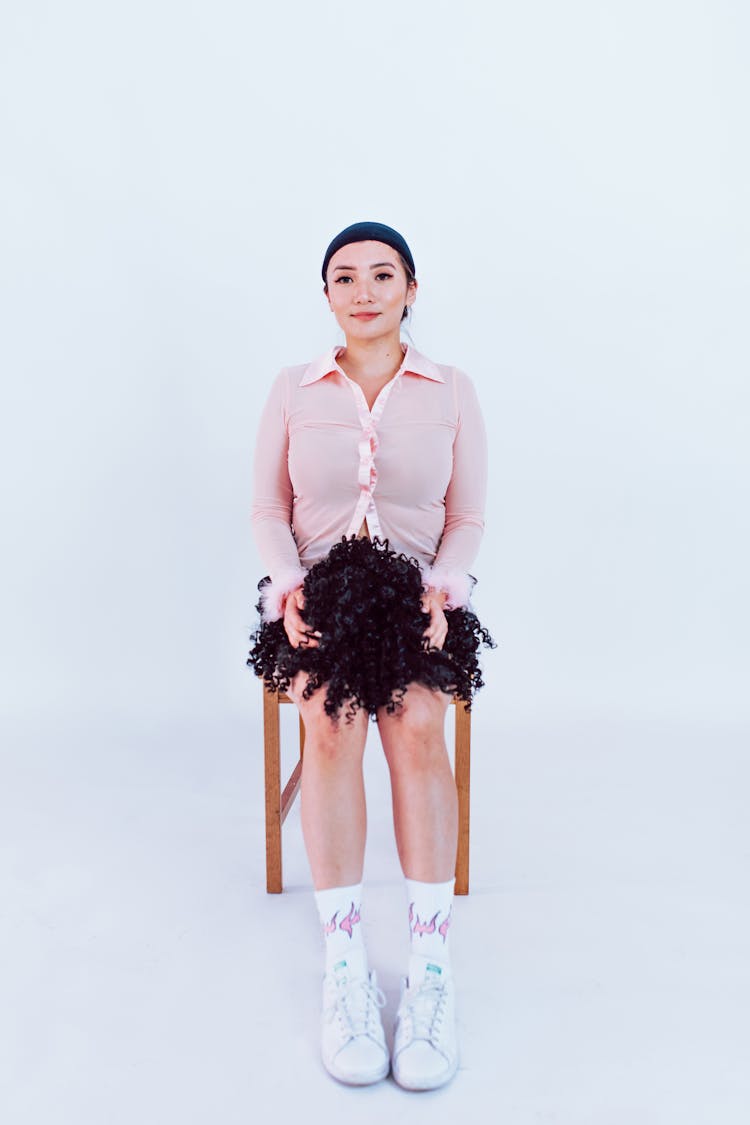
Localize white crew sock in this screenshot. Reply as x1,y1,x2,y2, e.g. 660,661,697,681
314,882,368,980
405,877,454,987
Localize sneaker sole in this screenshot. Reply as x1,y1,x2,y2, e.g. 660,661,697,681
392,1051,459,1092
323,1054,390,1086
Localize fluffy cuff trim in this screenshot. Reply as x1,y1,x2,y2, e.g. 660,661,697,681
259,567,308,622
421,567,476,610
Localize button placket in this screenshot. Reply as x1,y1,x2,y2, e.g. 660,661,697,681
341,370,402,541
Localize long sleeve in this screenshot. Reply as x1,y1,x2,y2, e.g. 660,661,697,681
251,368,307,620
422,369,487,608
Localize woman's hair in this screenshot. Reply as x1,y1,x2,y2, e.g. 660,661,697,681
248,536,495,722
324,251,417,322
397,253,417,322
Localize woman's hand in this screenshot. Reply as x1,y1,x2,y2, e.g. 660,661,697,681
421,587,448,651
282,585,322,649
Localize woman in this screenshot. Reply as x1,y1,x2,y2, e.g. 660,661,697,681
248,221,492,1090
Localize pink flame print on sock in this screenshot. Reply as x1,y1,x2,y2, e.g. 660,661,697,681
338,902,361,939
323,912,338,936
412,911,440,937
438,906,452,943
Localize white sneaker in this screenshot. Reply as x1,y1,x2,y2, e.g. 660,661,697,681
321,961,390,1085
392,966,459,1091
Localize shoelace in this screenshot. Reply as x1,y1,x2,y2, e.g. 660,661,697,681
400,976,448,1043
325,974,387,1039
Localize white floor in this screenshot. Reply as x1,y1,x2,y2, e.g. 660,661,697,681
2,705,748,1124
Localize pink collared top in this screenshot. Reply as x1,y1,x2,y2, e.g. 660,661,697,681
251,341,487,620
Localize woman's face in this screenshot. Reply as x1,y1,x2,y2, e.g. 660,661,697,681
325,240,417,339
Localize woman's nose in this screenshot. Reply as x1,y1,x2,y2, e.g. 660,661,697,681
352,280,374,302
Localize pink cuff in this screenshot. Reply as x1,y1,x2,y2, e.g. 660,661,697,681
259,567,308,622
420,566,475,610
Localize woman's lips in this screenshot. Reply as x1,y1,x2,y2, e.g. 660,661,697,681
352,313,380,319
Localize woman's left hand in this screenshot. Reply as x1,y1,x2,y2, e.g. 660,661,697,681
421,588,449,650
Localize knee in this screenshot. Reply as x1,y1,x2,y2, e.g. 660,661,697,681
381,696,449,774
298,703,368,763
288,674,359,743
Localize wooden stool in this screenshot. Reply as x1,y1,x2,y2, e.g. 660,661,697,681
263,685,472,895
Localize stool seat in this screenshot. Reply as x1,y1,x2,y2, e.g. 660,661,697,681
262,686,472,895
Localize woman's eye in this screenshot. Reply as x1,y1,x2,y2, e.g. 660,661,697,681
334,272,392,284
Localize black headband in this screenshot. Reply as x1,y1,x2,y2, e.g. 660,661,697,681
322,221,415,282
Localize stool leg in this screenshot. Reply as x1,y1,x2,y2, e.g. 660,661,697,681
454,700,471,895
264,687,283,893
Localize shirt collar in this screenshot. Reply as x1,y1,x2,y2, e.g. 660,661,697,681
300,342,445,386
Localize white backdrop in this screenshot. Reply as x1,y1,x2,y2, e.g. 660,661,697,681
2,0,747,728
1,3,748,1122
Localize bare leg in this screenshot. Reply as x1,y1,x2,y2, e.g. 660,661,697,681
376,683,457,882
287,670,369,890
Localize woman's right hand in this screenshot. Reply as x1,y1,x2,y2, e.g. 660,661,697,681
282,585,322,649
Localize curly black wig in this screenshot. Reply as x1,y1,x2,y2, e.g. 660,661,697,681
247,536,495,723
